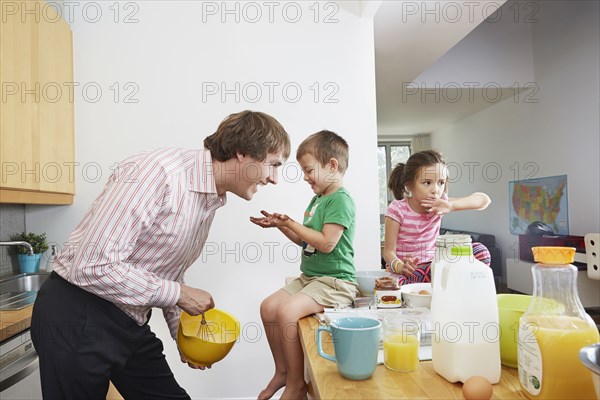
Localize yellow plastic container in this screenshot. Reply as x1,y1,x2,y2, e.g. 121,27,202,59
497,294,533,368
177,309,240,367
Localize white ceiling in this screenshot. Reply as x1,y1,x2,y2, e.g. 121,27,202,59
368,0,513,136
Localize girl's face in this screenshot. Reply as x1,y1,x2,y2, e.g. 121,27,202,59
407,163,448,203
298,153,339,196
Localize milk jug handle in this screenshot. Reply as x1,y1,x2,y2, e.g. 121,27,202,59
433,262,448,290
317,325,336,362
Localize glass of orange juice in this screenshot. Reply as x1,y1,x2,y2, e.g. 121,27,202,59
383,317,420,372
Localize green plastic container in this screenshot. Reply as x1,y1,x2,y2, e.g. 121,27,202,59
497,294,533,368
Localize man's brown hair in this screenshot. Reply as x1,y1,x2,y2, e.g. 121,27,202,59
204,111,291,162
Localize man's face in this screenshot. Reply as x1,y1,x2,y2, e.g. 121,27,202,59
233,152,284,200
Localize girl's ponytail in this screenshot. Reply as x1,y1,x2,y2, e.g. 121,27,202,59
388,163,406,200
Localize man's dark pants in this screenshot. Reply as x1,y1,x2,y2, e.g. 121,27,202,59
31,272,190,400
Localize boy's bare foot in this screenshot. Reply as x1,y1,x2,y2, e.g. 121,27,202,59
279,382,307,400
258,373,287,400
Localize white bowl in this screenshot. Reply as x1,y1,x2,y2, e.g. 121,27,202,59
355,270,390,297
400,283,432,308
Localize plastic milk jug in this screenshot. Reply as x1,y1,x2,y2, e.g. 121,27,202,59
518,247,600,399
431,234,472,288
431,245,501,384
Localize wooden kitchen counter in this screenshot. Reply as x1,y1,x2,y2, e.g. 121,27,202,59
0,305,34,342
298,316,527,399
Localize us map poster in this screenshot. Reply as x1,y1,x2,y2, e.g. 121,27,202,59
509,175,569,235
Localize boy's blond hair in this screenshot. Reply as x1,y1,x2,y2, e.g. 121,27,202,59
296,130,349,174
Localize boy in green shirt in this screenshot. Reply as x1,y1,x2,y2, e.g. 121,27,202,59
250,130,358,400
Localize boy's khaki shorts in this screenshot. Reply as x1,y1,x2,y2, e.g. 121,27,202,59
282,273,359,308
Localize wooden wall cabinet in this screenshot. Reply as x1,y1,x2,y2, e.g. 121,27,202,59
0,0,75,204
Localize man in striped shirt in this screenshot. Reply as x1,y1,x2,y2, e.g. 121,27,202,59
31,111,291,399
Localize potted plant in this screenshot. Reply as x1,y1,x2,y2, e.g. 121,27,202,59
10,232,49,273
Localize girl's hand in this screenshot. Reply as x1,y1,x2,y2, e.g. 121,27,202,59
401,255,419,276
250,210,292,228
422,196,452,215
391,256,419,277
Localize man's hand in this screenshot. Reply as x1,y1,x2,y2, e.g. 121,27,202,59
177,284,214,316
177,346,212,370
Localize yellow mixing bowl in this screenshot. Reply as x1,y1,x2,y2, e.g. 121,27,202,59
497,294,533,368
177,309,240,367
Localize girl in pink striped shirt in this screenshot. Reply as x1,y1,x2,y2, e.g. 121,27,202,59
382,150,491,285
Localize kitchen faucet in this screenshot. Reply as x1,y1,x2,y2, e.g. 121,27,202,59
0,241,35,256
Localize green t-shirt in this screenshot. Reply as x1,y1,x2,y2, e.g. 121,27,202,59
300,187,356,283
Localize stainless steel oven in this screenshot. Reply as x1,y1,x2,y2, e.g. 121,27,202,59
0,272,48,399
0,329,42,399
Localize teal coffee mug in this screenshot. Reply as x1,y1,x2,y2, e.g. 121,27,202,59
317,317,381,380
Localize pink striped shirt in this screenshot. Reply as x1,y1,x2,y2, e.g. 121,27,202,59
385,193,448,264
54,148,226,339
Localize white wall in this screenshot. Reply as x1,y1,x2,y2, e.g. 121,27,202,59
26,2,381,398
431,1,600,279
414,0,535,87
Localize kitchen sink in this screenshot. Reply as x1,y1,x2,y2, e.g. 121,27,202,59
0,273,50,311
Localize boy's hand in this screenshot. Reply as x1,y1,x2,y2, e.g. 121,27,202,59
421,196,452,215
250,210,292,228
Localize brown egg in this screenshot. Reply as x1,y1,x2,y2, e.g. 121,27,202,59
462,376,493,400
418,289,431,295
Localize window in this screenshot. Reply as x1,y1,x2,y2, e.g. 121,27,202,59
378,142,411,241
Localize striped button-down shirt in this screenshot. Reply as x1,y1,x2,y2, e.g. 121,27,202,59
54,148,226,339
